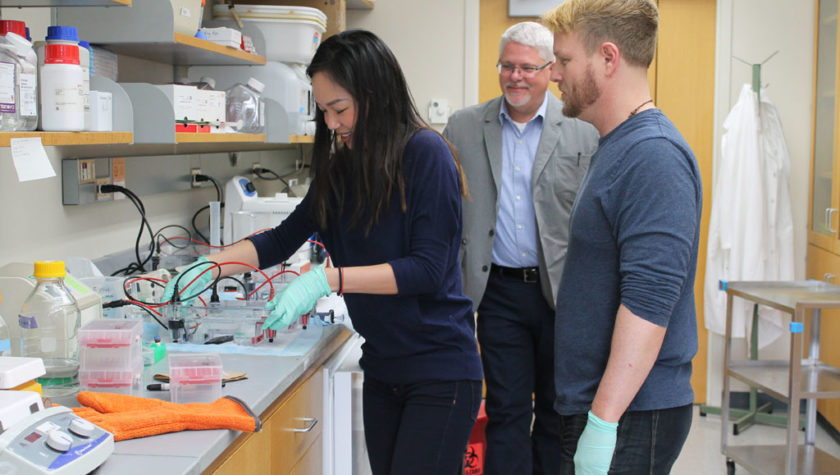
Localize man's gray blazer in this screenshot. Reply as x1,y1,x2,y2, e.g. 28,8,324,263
443,94,599,311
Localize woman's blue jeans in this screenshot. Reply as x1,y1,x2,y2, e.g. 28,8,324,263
558,403,693,474
363,377,482,475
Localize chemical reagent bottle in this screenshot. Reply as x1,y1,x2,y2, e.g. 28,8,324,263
18,261,81,396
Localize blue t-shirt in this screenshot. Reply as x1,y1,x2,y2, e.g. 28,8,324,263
250,129,483,384
554,109,701,414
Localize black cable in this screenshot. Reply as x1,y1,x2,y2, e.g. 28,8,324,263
254,167,291,191
100,184,155,273
122,276,167,304
169,259,221,305
103,299,168,330
192,205,211,244
154,225,192,251
192,174,225,244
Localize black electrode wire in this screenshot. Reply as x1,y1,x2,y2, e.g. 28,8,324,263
122,276,167,304
103,299,168,330
170,259,222,305
100,184,156,274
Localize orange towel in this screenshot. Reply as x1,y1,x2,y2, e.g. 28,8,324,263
72,391,261,441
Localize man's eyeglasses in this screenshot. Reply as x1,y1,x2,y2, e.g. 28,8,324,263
496,61,553,77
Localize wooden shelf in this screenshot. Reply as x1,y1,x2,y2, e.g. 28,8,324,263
347,0,375,9
175,133,265,144
94,33,265,66
0,0,129,5
57,0,265,66
0,131,132,147
289,135,315,144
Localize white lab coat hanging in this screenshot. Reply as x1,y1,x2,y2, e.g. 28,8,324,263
704,84,795,349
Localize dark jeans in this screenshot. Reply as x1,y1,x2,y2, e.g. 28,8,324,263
558,404,693,475
363,376,481,475
477,270,560,475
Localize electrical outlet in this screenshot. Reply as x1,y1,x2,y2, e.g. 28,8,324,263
295,159,302,171
95,178,112,201
191,168,202,188
288,178,298,188
251,162,261,176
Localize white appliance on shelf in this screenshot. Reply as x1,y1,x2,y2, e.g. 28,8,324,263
322,332,371,475
223,176,304,246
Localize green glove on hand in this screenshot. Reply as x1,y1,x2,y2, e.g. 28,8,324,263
573,410,618,475
161,256,214,305
264,266,331,330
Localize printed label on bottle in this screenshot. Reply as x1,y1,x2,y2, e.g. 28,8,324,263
19,314,38,329
0,62,15,113
20,73,37,116
259,101,265,127
51,85,84,111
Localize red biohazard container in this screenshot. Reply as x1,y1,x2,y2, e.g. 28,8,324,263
464,400,488,475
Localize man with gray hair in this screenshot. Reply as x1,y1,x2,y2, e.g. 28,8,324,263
443,21,598,475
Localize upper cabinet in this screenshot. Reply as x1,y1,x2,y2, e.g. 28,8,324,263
56,0,265,66
0,0,129,5
810,0,840,255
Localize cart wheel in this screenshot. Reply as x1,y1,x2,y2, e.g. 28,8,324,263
699,410,707,417
727,459,736,475
733,424,740,436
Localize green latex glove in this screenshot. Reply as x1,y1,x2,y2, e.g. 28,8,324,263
264,267,331,330
161,256,214,305
573,410,618,475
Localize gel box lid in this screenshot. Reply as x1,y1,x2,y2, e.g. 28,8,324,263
80,319,142,347
168,353,222,382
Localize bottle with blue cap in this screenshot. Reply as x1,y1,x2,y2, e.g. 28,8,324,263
78,40,91,129
18,261,82,396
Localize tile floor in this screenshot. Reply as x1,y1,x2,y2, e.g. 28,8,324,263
671,405,840,474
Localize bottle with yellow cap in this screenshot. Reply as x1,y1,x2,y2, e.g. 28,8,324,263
0,288,10,356
18,260,81,396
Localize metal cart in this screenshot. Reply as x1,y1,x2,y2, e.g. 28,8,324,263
720,280,840,475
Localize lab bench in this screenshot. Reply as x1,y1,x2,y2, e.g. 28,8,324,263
54,323,352,475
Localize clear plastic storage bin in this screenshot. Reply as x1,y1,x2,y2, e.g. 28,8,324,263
168,352,222,404
79,319,143,394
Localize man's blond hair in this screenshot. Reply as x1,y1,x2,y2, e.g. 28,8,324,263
542,0,658,68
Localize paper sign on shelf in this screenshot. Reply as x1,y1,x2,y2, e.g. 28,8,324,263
10,137,55,182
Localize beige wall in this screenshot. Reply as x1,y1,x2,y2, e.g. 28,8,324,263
347,0,480,130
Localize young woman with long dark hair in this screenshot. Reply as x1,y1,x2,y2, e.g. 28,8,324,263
164,30,482,474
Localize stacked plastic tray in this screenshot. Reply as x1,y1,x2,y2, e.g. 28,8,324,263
168,353,222,404
79,319,143,395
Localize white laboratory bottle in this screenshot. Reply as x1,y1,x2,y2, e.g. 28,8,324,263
78,40,91,130
0,288,11,357
40,44,84,131
35,25,80,131
0,20,37,130
225,77,265,133
0,34,19,131
18,261,81,397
